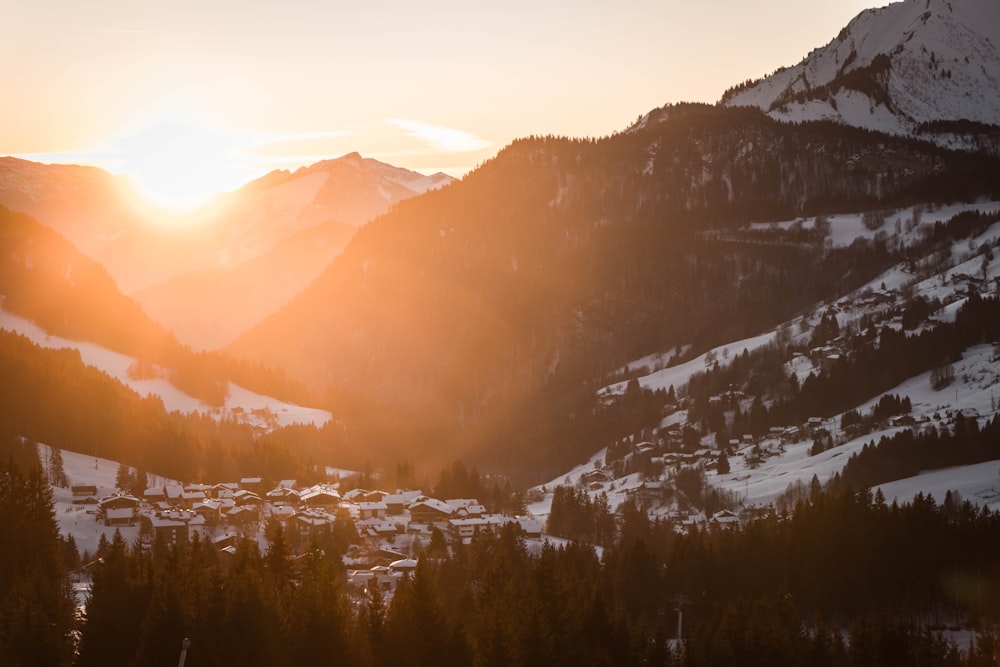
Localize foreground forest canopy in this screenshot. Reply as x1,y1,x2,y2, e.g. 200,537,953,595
6,429,1000,667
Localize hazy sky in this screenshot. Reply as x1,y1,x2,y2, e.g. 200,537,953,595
2,0,877,205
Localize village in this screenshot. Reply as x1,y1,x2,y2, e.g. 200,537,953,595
59,462,544,599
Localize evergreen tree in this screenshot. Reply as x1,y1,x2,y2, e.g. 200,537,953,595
717,449,731,474
48,446,68,488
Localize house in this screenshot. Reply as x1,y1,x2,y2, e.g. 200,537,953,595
358,501,387,520
295,510,334,541
363,520,399,538
180,490,206,508
408,498,454,525
233,490,261,506
266,487,301,505
710,510,740,529
516,517,543,537
383,493,411,515
164,485,185,504
389,559,418,576
99,495,140,526
192,499,225,524
71,484,98,498
449,517,489,540
225,505,259,528
239,477,264,493
446,499,486,517
142,511,190,545
143,486,165,502
300,484,341,508
212,483,238,499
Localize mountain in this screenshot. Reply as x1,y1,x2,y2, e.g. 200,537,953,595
0,205,177,363
129,153,453,348
227,105,1000,475
202,152,454,273
0,153,453,294
720,0,1000,151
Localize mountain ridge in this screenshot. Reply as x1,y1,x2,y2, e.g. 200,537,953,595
720,0,1000,150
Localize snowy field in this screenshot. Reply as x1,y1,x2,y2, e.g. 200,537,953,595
38,443,173,558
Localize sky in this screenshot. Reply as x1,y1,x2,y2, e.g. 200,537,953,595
2,0,876,208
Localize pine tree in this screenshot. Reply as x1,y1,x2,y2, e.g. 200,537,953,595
49,447,68,488
717,449,731,474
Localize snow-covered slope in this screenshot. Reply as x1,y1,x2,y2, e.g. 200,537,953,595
0,304,331,428
532,200,1000,523
721,0,1000,145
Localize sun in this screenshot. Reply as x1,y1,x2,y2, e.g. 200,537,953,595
117,121,248,214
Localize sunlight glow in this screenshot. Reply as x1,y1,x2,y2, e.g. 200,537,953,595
117,121,248,213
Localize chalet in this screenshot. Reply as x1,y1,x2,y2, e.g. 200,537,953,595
99,495,140,526
383,493,410,515
295,511,334,541
141,510,203,545
71,484,98,498
192,499,225,524
389,558,418,576
270,504,297,526
225,505,259,527
300,484,341,508
164,485,185,504
516,517,543,537
233,490,261,506
580,469,612,485
358,501,387,520
266,487,301,504
447,499,486,517
212,483,238,499
449,517,489,539
363,520,399,538
408,498,453,525
711,510,740,529
341,488,369,503
239,477,264,493
180,490,206,508
143,486,165,502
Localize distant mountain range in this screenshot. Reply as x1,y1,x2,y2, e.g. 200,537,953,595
0,153,453,348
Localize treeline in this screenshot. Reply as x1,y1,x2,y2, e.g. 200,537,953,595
0,328,331,484
53,486,1000,667
0,446,75,666
840,415,1000,489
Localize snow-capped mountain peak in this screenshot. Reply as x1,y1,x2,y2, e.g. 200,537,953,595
721,0,1000,143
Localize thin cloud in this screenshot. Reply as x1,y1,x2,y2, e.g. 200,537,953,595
387,119,491,153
